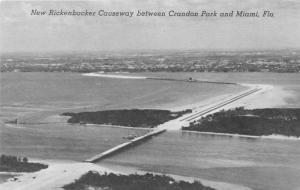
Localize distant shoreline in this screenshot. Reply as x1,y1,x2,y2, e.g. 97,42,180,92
2,50,300,73
84,72,237,85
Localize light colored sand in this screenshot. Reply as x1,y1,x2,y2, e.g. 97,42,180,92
182,130,300,140
261,134,300,140
169,174,253,190
0,159,253,190
227,84,295,109
0,160,116,190
169,83,294,112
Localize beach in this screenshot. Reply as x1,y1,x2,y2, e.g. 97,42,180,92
0,160,114,190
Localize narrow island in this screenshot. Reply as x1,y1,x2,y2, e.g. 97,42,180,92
63,171,215,190
62,109,191,128
183,107,300,137
0,154,48,173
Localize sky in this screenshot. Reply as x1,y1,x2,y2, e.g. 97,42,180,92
0,0,300,53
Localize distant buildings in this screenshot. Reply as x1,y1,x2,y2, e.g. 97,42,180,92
1,51,300,73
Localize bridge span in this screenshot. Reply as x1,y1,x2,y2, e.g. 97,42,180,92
85,86,262,163
85,129,166,163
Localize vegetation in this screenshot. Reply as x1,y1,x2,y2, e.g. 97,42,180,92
63,171,215,190
62,109,191,128
184,107,300,137
0,154,48,172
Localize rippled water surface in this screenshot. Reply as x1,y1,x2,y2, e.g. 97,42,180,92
101,131,300,190
1,72,300,189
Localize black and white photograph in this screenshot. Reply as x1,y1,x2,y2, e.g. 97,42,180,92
0,0,300,190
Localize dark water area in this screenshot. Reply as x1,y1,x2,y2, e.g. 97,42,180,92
1,72,300,189
0,123,150,161
0,72,243,110
135,72,300,85
129,72,300,107
0,72,243,161
0,72,243,162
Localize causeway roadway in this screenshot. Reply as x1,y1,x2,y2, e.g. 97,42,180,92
85,85,262,163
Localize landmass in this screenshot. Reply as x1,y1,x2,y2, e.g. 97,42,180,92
1,50,300,73
0,155,48,173
183,107,300,137
63,171,215,190
62,109,191,128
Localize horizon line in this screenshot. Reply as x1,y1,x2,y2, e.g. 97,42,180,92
1,48,300,55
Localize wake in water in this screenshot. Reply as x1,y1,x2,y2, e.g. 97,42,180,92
83,73,236,85
83,73,147,79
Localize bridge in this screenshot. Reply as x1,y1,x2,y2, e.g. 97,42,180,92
84,129,166,163
180,87,262,122
84,86,262,163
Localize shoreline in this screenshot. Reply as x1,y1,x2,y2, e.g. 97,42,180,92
0,159,116,190
86,123,152,130
98,163,253,190
182,130,300,140
0,158,253,190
